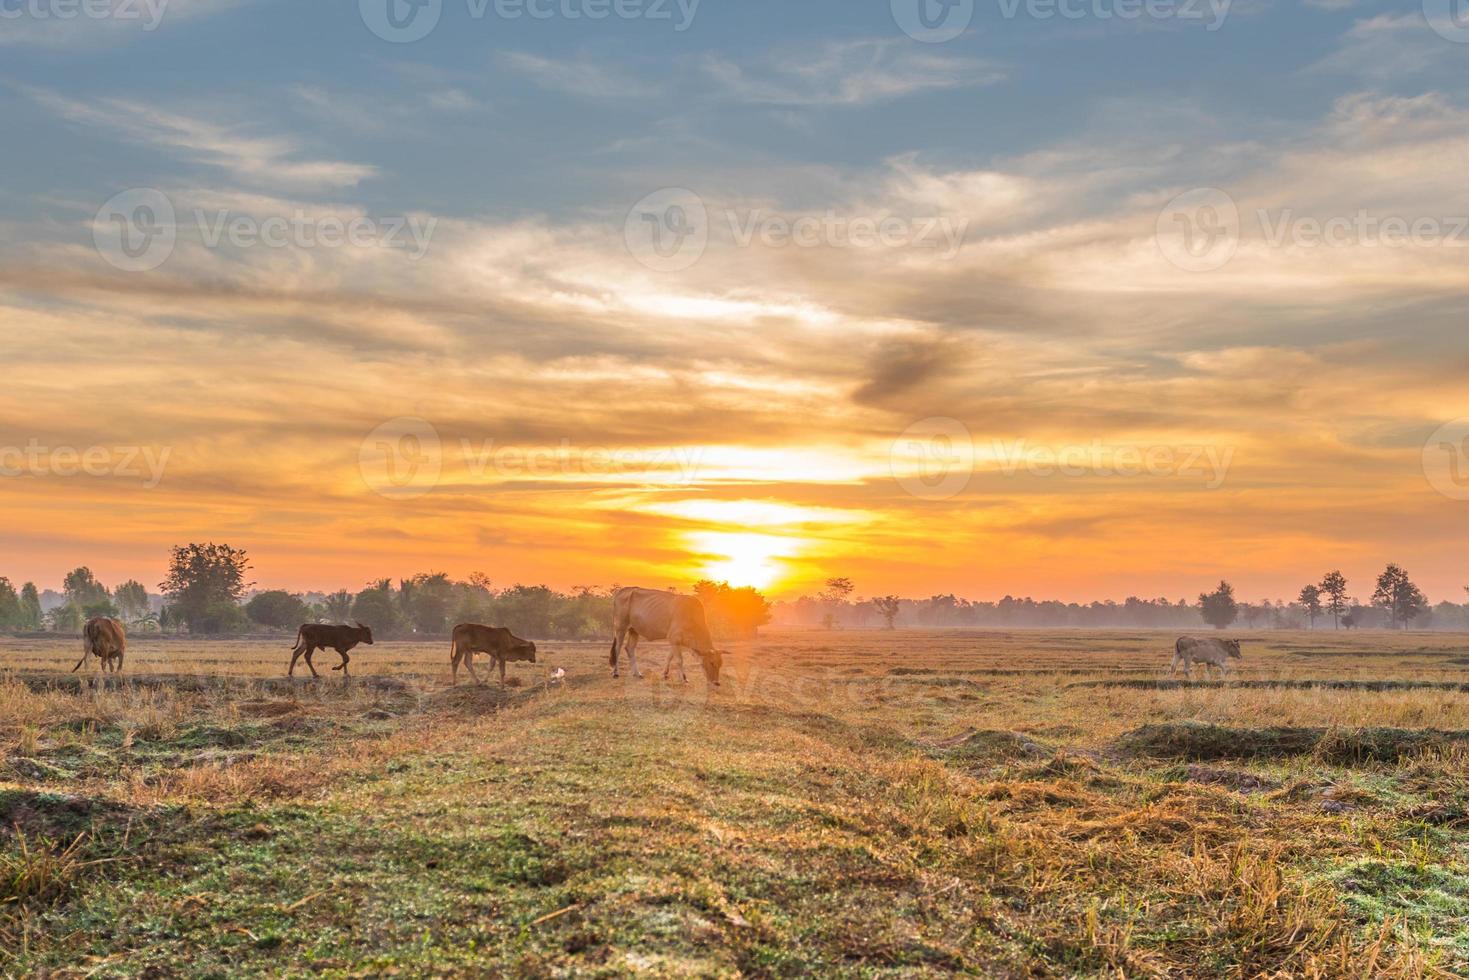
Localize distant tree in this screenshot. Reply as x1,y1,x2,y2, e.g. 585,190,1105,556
820,577,854,629
0,578,20,629
160,543,252,634
351,582,403,634
47,603,82,632
63,567,110,609
694,580,773,639
1372,564,1428,629
1298,584,1323,629
114,579,151,621
323,590,355,622
1320,571,1349,630
873,595,901,630
19,583,42,630
399,572,455,634
245,590,311,630
1199,581,1239,630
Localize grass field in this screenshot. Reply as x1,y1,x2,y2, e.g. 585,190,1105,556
3,629,1468,977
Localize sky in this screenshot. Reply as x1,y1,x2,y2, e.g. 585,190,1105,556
1,0,1468,603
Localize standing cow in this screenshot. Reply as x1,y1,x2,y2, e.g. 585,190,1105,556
288,622,373,678
73,616,126,674
449,623,537,686
1171,636,1243,678
610,587,723,687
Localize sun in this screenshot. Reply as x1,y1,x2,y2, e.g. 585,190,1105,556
688,531,801,591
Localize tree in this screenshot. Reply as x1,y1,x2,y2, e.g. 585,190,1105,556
160,543,252,634
114,580,151,621
873,595,901,630
48,603,82,632
19,583,42,630
820,577,854,629
351,582,402,634
1372,564,1428,629
1298,584,1323,629
63,567,110,608
399,572,455,634
694,580,773,639
323,590,355,621
1199,581,1239,630
245,590,311,630
1320,571,1349,630
0,578,20,629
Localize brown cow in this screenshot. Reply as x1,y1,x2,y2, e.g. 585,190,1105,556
288,622,374,678
73,617,126,673
610,587,723,687
449,623,537,686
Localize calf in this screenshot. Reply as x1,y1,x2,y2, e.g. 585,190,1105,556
450,623,537,686
289,622,374,678
73,617,126,674
1171,635,1243,678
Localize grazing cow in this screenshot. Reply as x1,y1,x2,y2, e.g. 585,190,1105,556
73,617,126,674
449,623,537,686
1171,636,1243,678
610,587,723,687
288,622,373,678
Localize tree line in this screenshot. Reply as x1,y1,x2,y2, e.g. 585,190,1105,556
2,546,1461,638
0,544,775,641
775,568,1466,632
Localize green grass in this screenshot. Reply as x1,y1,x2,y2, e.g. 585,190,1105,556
4,629,1469,975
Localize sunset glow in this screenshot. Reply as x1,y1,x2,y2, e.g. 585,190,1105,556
1,4,1467,606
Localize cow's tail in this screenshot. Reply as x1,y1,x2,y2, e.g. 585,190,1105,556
290,626,305,653
609,634,619,668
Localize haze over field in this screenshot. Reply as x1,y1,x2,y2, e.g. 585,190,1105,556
2,0,1467,601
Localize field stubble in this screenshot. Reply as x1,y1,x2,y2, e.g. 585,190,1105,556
1,629,1467,976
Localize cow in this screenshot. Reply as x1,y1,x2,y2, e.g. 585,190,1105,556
449,623,537,686
1171,636,1243,678
288,622,373,678
610,587,723,687
73,617,126,674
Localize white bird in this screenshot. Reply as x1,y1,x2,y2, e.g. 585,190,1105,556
550,667,567,685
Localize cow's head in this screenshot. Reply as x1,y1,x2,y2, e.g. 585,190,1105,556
1227,639,1243,659
509,635,537,664
355,622,375,645
698,647,724,687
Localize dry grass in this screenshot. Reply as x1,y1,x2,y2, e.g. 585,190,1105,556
2,628,1467,975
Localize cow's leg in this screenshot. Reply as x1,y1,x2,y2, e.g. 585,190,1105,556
498,656,507,687
334,649,351,676
464,649,483,685
113,649,124,673
304,646,320,679
450,641,462,686
664,645,687,683
288,643,305,677
624,631,643,679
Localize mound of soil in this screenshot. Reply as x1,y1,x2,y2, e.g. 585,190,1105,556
236,700,299,719
0,788,138,840
934,728,1046,760
1117,723,1469,763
